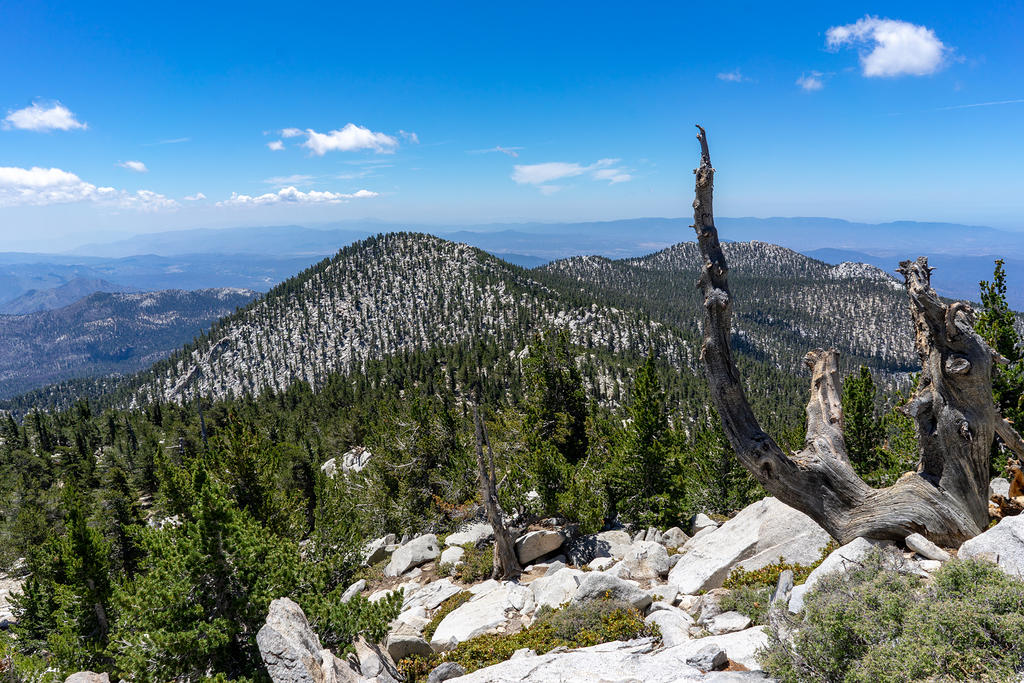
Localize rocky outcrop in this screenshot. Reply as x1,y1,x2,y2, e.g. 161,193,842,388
788,537,890,612
257,598,360,683
429,582,534,650
669,497,831,595
0,568,25,629
571,572,652,611
515,530,565,565
444,633,769,682
64,674,110,683
445,521,492,547
385,535,440,577
529,567,583,609
617,540,671,580
959,514,1024,578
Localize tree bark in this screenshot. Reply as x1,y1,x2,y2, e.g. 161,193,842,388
690,125,1018,546
474,406,522,579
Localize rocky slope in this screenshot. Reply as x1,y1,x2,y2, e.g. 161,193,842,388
0,288,256,398
115,233,928,409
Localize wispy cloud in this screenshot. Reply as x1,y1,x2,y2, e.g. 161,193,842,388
118,160,148,173
262,174,314,187
144,137,190,146
512,158,632,191
0,166,177,210
797,71,825,91
936,98,1024,111
399,130,419,144
826,16,948,77
183,192,206,201
716,69,749,83
470,145,523,158
218,186,379,206
267,140,285,151
3,101,87,132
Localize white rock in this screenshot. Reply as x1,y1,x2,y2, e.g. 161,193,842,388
386,633,433,661
429,582,527,650
530,568,583,609
788,537,888,613
385,534,440,577
705,611,752,635
680,627,770,670
645,607,694,647
668,497,831,595
404,578,462,611
445,521,493,547
648,583,679,605
692,513,719,534
990,477,1011,498
919,559,942,572
960,514,1024,578
571,572,652,611
0,571,25,628
905,532,951,562
341,446,372,473
618,541,671,580
588,557,616,571
439,546,465,567
319,457,338,478
340,579,366,603
515,530,566,565
663,527,689,548
257,597,357,683
363,534,397,566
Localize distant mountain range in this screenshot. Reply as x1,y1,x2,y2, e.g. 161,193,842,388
1,217,1020,316
0,277,135,314
0,288,256,399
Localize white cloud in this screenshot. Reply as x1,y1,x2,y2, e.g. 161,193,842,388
118,160,148,173
470,145,522,158
301,123,399,155
797,71,825,91
512,158,630,190
592,168,633,184
281,128,303,138
826,16,948,77
217,186,379,206
717,69,747,82
399,130,419,144
267,140,285,151
4,102,87,132
0,165,177,210
184,192,206,201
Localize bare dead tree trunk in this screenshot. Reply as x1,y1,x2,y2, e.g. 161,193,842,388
474,406,522,579
690,124,1024,546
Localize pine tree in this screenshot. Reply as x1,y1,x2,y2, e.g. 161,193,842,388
976,259,1024,446
842,366,884,476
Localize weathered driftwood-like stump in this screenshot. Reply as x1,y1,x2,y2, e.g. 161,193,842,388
691,125,1024,546
474,407,523,579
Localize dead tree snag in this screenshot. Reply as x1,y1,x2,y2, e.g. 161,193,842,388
690,124,1024,546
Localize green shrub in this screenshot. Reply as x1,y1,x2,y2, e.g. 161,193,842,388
422,591,472,642
719,585,772,625
304,589,403,653
761,552,1024,682
401,598,657,681
445,544,495,583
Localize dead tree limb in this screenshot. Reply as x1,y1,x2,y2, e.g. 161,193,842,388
690,124,1011,546
474,406,522,579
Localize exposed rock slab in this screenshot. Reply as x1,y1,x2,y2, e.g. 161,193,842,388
515,530,565,565
959,514,1024,578
668,497,830,595
385,534,439,577
445,521,492,547
529,568,583,609
788,537,888,612
571,572,652,611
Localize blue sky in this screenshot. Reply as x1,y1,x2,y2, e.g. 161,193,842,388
1,1,1022,250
